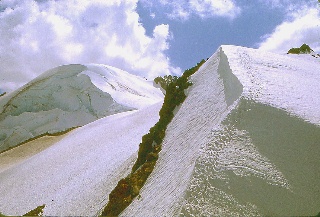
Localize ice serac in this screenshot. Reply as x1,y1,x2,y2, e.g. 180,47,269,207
0,64,163,152
122,46,320,216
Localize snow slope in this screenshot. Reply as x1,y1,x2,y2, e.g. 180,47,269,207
122,46,320,216
0,64,163,152
0,102,162,216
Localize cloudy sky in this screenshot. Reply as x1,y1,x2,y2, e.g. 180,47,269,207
0,0,319,92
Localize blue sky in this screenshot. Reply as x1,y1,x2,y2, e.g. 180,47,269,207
0,0,319,92
136,0,319,70
137,1,287,70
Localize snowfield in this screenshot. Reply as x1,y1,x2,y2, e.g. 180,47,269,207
0,64,163,152
0,45,319,216
222,46,320,125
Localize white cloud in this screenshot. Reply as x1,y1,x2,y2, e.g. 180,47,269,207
166,2,191,20
0,0,178,92
189,0,240,19
142,0,241,20
259,6,320,53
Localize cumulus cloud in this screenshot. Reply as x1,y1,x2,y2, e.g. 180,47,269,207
259,6,320,53
141,0,241,20
0,0,177,92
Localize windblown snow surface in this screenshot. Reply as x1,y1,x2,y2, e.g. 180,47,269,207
121,46,320,216
0,64,163,152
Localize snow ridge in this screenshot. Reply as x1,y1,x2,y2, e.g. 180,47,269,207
121,47,242,216
122,46,320,216
0,64,163,152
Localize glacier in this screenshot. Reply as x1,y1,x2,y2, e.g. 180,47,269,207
0,45,319,216
0,64,163,152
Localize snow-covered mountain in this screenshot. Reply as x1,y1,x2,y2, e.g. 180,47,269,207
0,46,319,216
0,64,163,152
122,46,320,217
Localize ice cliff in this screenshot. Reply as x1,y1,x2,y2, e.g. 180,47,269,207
0,64,163,152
